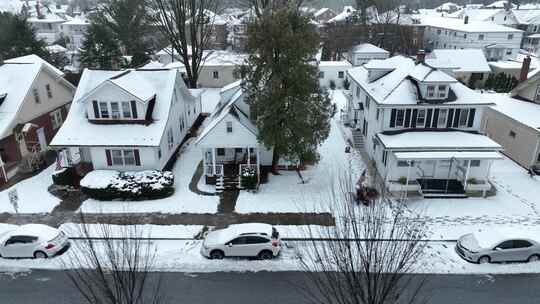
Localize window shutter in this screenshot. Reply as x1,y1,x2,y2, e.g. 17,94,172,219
92,100,100,118
411,109,418,128
130,100,138,118
134,149,141,166
447,109,454,128
432,109,439,128
390,109,396,128
426,109,433,128
453,109,461,127
467,109,476,127
404,109,411,128
105,149,112,166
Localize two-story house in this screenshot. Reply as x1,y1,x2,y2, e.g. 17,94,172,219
347,43,390,66
346,54,503,198
27,12,67,45
51,68,202,172
421,15,523,61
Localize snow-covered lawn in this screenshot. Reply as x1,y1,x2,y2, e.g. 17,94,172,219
0,165,60,213
235,90,365,214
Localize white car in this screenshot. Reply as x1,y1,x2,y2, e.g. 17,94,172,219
200,223,281,260
0,224,70,259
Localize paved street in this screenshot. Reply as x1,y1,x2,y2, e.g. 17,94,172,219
0,270,539,304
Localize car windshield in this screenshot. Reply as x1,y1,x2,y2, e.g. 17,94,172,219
272,227,279,239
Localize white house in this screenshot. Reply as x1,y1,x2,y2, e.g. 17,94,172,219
347,43,390,66
51,68,202,172
421,16,523,61
318,61,352,89
28,13,67,45
425,49,492,87
60,15,90,51
345,55,503,198
196,81,273,187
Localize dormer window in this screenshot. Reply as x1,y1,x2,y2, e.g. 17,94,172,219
438,85,447,98
425,84,449,100
92,100,138,120
122,102,132,118
427,86,435,98
111,102,121,119
99,101,109,118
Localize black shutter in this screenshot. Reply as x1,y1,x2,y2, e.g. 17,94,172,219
92,100,100,118
447,109,454,128
432,109,439,128
426,109,433,128
411,109,418,128
130,100,138,118
467,108,476,127
404,109,411,128
105,150,112,166
453,109,461,127
390,109,396,128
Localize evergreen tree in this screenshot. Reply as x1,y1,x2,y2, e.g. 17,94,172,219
243,5,332,176
80,22,122,69
485,73,494,89
0,12,50,60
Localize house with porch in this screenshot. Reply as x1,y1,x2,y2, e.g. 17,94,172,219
0,55,75,185
346,54,503,198
196,81,273,190
50,68,202,173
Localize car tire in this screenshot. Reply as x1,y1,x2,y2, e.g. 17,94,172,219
478,256,491,264
528,254,540,263
33,251,48,259
258,250,273,260
210,250,224,260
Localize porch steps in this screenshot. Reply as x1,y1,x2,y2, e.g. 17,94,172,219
216,175,240,193
351,129,365,149
417,179,468,199
421,192,468,199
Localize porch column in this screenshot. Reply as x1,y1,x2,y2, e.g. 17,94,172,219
486,159,494,181
464,160,472,190
257,147,261,184
247,147,251,165
212,148,216,176
406,160,412,186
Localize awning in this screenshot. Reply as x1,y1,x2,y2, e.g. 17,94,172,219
394,151,503,161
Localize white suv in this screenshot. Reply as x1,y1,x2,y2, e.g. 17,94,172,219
0,224,70,259
200,223,281,260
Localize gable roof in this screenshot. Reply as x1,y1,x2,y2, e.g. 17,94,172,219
350,43,389,54
426,49,491,73
0,55,68,138
490,93,540,131
51,68,189,147
420,15,522,32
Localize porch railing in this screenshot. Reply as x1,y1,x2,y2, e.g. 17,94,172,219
205,164,224,176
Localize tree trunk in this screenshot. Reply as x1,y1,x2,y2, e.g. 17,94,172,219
295,166,305,184
271,150,280,174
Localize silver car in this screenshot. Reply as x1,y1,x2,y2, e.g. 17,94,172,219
200,223,281,260
456,232,540,264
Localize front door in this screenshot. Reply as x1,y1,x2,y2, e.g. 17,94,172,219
37,128,47,151
420,160,436,178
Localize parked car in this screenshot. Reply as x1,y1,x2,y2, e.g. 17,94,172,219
0,224,70,259
456,232,540,264
201,223,281,260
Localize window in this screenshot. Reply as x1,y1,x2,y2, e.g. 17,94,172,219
438,85,447,98
438,109,448,127
245,236,270,244
365,96,370,109
470,160,481,167
514,240,533,248
217,148,225,156
478,34,484,40
464,33,467,39
417,109,426,127
99,102,109,118
110,102,120,119
459,109,469,127
338,71,345,79
235,148,243,153
504,16,507,21
319,71,324,79
427,86,435,98
230,237,246,245
382,150,388,166
158,148,162,159
397,161,410,167
50,109,63,129
509,130,516,138
537,153,540,162
122,101,132,118
33,88,40,104
356,86,361,97
496,240,514,250
396,109,405,127
123,150,136,165
111,150,123,165
167,129,174,150
437,29,441,35
376,109,380,121
226,121,233,133
213,71,219,79
109,149,139,166
508,34,513,40
45,84,53,98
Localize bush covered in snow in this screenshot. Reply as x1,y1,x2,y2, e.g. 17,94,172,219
240,166,258,190
80,170,174,201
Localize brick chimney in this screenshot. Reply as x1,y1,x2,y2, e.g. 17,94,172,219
464,16,469,24
520,56,531,82
416,50,426,64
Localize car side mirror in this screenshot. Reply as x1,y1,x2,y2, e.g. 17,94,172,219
495,247,502,251
227,243,233,247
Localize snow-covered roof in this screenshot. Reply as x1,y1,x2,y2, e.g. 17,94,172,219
28,13,66,23
426,49,491,73
161,50,247,68
62,16,90,26
314,8,332,17
435,2,462,12
486,0,516,9
347,56,493,106
0,0,23,14
109,72,156,102
51,68,189,147
377,130,503,150
0,55,67,139
319,61,352,67
350,43,389,54
12,224,60,241
513,9,540,25
420,15,522,32
490,94,540,130
327,6,356,23
451,8,502,21
394,151,503,160
46,44,68,54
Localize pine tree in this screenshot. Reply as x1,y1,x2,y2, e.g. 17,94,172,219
485,73,494,90
0,12,50,60
243,5,332,176
80,22,122,70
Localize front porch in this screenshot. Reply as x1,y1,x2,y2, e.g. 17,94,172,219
202,147,262,191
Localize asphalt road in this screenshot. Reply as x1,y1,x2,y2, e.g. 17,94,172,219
0,270,539,304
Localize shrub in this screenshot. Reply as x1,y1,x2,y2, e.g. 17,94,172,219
467,178,478,185
240,166,258,190
80,170,174,201
398,176,408,185
52,167,81,187
329,80,336,90
343,78,350,90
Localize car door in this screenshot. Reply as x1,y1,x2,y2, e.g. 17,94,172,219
226,237,248,257
491,240,521,262
513,240,535,261
2,236,27,258
244,236,271,256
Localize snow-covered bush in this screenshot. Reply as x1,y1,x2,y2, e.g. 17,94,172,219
240,166,258,190
80,170,174,201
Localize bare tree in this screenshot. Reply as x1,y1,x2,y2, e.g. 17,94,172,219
63,214,163,304
298,171,428,304
149,0,220,88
